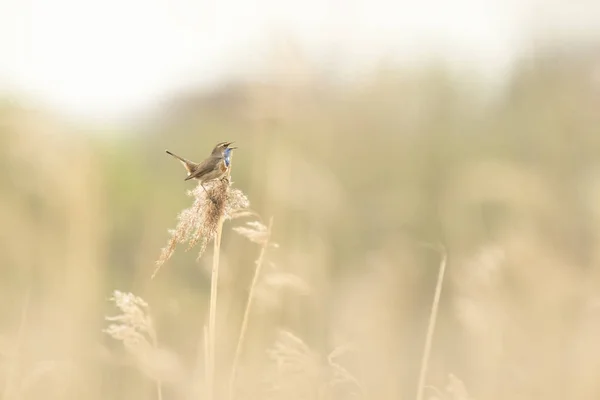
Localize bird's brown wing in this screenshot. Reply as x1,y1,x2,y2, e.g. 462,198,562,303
185,156,221,181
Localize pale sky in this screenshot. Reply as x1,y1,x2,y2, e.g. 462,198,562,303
0,0,598,120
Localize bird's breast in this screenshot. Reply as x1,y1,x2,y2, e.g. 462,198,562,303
219,162,228,173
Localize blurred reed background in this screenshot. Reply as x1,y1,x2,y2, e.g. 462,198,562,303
2,3,600,399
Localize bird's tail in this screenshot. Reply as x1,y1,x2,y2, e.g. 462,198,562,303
165,150,189,163
165,150,196,175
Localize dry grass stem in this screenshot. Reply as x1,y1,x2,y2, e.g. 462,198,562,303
203,324,210,396
206,215,224,400
228,216,274,400
416,245,448,400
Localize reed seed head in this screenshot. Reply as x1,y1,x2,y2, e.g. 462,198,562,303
153,178,250,278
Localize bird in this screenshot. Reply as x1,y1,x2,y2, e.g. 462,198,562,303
165,141,237,196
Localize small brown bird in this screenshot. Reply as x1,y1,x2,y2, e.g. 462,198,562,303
166,141,236,195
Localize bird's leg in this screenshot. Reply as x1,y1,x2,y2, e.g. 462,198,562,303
201,182,217,204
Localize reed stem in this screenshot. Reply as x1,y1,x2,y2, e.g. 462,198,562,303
227,217,273,400
207,216,225,400
416,245,448,400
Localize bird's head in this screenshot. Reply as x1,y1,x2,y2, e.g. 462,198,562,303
211,141,236,156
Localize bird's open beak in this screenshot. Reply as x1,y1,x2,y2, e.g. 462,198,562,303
225,141,235,147
229,146,238,150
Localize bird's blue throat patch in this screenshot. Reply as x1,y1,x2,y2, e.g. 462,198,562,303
224,148,232,167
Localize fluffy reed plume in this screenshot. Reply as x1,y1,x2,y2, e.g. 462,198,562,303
233,220,274,246
152,178,250,278
104,291,183,398
104,291,156,355
260,329,363,400
427,374,473,400
444,374,473,400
